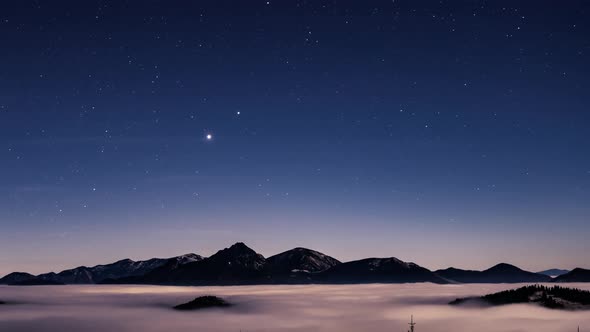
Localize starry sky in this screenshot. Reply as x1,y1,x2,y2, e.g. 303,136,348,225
1,0,589,276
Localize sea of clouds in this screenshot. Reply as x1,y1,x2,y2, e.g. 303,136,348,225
0,283,589,332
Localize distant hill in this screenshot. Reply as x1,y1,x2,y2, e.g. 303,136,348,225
435,263,551,283
265,247,341,282
0,272,36,285
553,268,590,283
316,257,447,284
537,269,570,277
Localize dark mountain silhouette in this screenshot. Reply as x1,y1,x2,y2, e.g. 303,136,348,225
162,242,267,285
36,254,202,284
1,254,201,285
101,253,205,284
435,267,481,283
264,247,341,283
6,243,578,286
113,242,268,285
436,263,551,283
0,272,36,285
267,247,341,274
108,244,445,285
37,267,94,284
552,268,590,282
537,269,570,277
316,257,447,284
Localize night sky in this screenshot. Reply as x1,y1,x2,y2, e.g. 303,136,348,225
1,0,589,276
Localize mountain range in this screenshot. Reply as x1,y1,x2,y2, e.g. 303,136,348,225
0,253,201,285
1,243,587,285
435,264,552,283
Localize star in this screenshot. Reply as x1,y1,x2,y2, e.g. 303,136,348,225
206,134,213,141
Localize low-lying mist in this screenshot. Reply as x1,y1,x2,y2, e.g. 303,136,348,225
0,283,588,332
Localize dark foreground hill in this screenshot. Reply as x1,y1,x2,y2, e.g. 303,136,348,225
450,285,590,310
435,263,551,283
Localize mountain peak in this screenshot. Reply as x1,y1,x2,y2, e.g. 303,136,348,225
114,258,134,264
178,253,202,259
218,242,258,256
292,247,312,251
267,247,341,274
209,242,265,264
172,253,203,265
229,242,250,250
486,263,521,272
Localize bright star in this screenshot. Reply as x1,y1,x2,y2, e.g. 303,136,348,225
206,134,212,140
